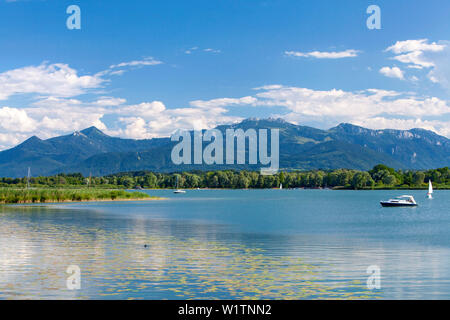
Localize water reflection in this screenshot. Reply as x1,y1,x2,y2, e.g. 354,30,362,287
0,205,378,300
1,189,450,300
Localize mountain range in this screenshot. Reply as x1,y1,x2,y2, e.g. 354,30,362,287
0,118,449,177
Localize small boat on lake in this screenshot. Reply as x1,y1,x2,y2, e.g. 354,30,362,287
427,180,433,199
173,176,186,194
380,195,417,207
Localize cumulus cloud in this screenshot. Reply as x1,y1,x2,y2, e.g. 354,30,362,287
94,97,127,106
0,107,37,132
0,62,103,100
285,49,359,59
0,95,242,146
391,51,435,69
424,41,450,89
1,83,450,151
386,39,445,55
190,96,257,108
187,85,450,138
385,39,444,69
379,66,404,80
384,39,450,88
1,54,449,152
115,101,240,139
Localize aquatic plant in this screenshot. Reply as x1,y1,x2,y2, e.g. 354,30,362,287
0,188,154,204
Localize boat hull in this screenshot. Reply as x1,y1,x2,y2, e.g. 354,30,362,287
380,202,417,207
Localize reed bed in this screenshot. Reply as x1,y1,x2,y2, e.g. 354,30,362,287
0,188,154,204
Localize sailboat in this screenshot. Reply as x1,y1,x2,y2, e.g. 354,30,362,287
173,176,186,194
279,183,283,190
427,180,433,199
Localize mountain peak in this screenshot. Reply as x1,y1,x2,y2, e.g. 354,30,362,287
333,123,364,130
19,135,43,146
80,126,107,137
241,117,288,124
26,135,42,142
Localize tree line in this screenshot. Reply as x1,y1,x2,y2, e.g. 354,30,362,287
0,165,449,190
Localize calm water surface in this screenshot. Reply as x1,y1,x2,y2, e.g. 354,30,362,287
1,189,449,299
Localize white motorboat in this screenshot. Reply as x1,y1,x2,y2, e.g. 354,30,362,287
380,195,418,207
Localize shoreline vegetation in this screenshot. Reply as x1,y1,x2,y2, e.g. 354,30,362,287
0,188,161,204
0,165,449,201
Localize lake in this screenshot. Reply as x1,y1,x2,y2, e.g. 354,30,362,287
1,189,449,299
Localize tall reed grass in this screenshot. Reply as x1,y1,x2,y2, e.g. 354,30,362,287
0,188,152,204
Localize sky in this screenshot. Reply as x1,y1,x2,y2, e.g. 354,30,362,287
0,0,449,150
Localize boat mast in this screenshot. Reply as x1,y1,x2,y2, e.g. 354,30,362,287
27,167,31,189
87,172,92,188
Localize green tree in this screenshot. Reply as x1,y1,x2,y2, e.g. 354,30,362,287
412,172,425,186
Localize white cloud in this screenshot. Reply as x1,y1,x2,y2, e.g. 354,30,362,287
379,66,404,80
95,97,127,106
384,39,450,88
188,85,450,138
386,39,445,55
285,49,359,59
424,41,450,89
0,132,28,151
0,107,37,132
0,62,103,100
189,96,257,108
115,101,240,139
185,47,221,55
1,83,450,151
108,57,162,69
253,86,449,118
119,117,150,139
96,57,163,77
203,48,221,53
385,39,446,70
185,47,199,54
1,54,450,152
391,51,435,69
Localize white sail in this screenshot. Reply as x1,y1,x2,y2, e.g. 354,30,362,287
427,180,433,199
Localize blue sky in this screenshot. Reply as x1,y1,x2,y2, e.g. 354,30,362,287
0,0,449,149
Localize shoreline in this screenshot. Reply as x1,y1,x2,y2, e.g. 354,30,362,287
0,188,165,205
0,197,166,205
135,187,449,191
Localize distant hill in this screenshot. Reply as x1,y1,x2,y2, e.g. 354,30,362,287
328,123,450,168
0,127,169,177
0,119,448,177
